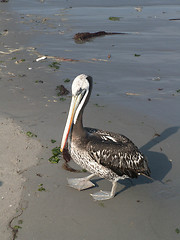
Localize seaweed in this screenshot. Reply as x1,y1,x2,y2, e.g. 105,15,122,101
56,85,69,96
109,16,120,21
134,54,141,57
35,80,43,83
8,209,23,240
60,97,66,101
51,146,61,156
48,147,61,164
13,225,22,230
64,78,71,83
94,103,104,107
74,31,126,43
169,18,180,21
49,61,61,69
26,131,37,138
38,183,46,191
49,156,60,163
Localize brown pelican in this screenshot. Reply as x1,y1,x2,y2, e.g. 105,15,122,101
60,74,150,200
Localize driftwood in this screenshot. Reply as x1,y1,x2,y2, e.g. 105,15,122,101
74,31,126,43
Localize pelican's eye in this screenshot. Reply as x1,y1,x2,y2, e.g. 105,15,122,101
77,88,82,95
77,88,86,97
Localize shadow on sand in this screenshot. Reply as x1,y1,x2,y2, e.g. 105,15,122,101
113,126,179,196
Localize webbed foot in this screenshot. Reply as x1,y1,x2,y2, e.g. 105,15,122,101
90,190,114,201
90,181,117,201
67,177,95,191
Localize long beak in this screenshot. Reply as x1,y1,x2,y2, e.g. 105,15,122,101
60,95,80,152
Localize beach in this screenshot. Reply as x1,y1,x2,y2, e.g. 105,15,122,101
0,1,180,239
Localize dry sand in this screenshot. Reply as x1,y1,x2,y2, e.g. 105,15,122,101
0,118,42,239
0,1,180,240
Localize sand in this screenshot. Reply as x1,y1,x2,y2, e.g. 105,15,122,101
0,1,180,239
0,118,42,239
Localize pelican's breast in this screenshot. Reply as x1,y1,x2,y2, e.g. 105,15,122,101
70,139,121,181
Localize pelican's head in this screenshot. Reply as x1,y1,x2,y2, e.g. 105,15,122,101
60,74,92,152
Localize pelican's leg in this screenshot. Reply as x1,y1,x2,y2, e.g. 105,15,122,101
67,173,96,191
90,181,117,201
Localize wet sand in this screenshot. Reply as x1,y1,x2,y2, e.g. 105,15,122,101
0,1,180,239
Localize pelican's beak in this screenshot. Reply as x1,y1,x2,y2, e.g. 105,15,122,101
60,94,82,152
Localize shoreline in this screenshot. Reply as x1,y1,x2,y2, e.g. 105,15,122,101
0,1,180,239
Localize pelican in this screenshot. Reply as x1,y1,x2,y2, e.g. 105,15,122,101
60,74,150,200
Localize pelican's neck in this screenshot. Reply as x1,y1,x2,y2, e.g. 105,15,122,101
72,110,87,139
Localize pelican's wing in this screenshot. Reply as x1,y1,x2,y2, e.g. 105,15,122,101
86,128,150,178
